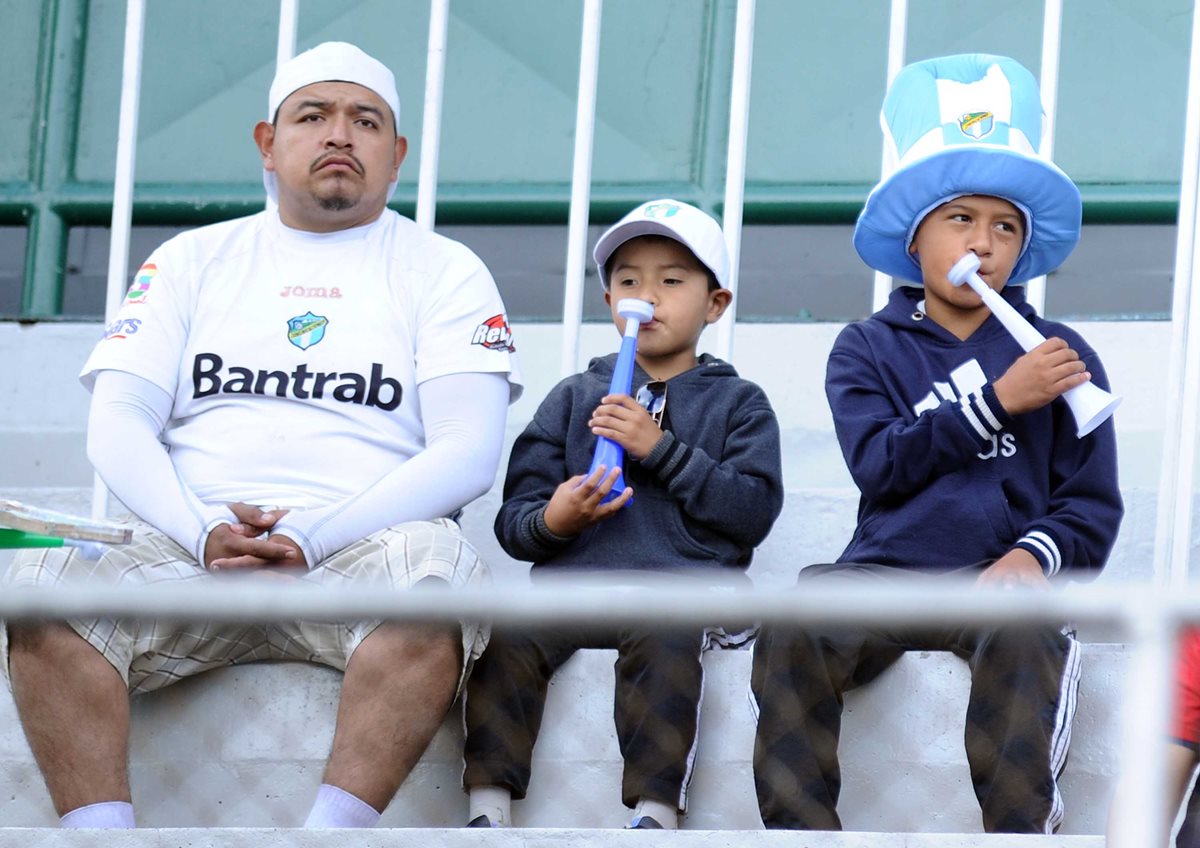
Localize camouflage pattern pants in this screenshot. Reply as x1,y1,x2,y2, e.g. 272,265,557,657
751,562,1080,834
463,625,708,812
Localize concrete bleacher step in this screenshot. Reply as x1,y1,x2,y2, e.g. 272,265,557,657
0,830,1108,847
0,648,1127,834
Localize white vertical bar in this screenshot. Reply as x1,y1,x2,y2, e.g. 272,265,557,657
560,0,604,378
1154,0,1200,587
1026,0,1063,315
266,0,298,217
871,0,908,312
276,0,298,68
416,0,450,231
714,0,756,363
93,0,147,520
1109,609,1175,847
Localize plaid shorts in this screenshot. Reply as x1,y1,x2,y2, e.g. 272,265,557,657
1,516,490,696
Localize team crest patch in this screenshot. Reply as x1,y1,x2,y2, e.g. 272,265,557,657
287,311,328,350
641,202,679,219
125,264,157,305
471,314,515,352
958,111,995,140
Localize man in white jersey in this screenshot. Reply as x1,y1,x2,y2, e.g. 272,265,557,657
2,42,521,829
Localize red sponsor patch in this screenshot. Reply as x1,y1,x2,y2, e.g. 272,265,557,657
471,314,515,352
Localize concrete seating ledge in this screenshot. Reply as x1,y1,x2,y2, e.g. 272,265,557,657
0,829,1109,847
0,646,1126,836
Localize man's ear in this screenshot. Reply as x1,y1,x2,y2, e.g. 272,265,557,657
253,121,276,171
392,135,408,180
706,288,733,324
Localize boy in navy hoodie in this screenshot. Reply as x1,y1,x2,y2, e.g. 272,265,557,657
461,199,783,830
752,55,1122,833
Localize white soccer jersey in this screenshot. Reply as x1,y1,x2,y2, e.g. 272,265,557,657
83,210,521,509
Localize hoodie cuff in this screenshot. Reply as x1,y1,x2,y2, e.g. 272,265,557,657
640,430,693,486
1013,529,1063,577
525,507,577,553
955,382,1015,443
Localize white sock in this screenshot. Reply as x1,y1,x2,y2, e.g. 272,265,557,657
303,784,381,828
59,801,135,829
468,784,512,827
632,798,678,829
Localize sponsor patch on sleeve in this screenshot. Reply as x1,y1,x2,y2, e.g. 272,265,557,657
471,314,515,352
125,263,157,305
103,318,142,340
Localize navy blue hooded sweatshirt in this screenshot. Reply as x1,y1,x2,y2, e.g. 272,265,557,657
826,286,1122,579
495,353,784,575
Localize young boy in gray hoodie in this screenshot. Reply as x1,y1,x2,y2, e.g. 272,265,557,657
462,199,784,830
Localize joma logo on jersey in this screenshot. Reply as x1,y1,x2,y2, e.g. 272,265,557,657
912,357,1016,460
280,285,343,299
471,314,515,352
192,353,401,411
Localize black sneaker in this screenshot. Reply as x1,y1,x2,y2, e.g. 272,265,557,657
467,814,495,828
627,815,663,829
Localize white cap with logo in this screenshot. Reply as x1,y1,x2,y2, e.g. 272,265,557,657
592,199,730,290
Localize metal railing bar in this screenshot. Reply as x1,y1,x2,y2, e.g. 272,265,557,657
558,0,603,379
1154,0,1200,589
415,0,450,231
713,0,756,363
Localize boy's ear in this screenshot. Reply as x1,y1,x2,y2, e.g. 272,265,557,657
604,290,613,308
706,288,733,324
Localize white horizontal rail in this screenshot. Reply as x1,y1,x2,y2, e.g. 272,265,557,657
0,578,1192,628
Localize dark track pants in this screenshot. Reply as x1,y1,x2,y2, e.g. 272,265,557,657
463,625,706,811
750,562,1080,833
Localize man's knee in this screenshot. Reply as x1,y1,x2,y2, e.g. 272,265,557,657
359,621,463,672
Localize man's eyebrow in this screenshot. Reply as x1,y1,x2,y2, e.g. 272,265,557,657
289,98,332,113
287,99,385,121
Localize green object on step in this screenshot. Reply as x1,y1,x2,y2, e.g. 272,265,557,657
0,528,67,549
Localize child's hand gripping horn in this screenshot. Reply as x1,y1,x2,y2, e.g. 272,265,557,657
587,298,656,505
947,253,1121,437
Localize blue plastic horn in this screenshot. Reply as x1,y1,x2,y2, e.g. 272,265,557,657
587,298,656,505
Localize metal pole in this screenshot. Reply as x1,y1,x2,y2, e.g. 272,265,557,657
416,0,450,230
276,0,298,69
92,0,146,520
1154,0,1200,587
1109,608,1175,847
1026,0,1063,314
871,0,908,312
714,0,756,363
559,0,604,378
266,0,299,218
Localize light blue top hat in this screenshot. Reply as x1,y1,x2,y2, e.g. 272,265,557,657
853,54,1082,285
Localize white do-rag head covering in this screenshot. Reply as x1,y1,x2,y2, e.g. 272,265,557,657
263,42,401,204
852,54,1081,285
592,199,730,290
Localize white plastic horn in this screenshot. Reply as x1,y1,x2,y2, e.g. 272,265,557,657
947,253,1121,438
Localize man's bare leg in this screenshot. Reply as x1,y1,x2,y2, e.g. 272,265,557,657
7,623,131,815
321,621,462,813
